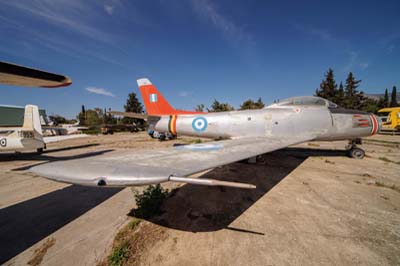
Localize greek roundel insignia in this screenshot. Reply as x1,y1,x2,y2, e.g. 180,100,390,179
192,117,208,132
150,93,158,103
0,138,7,147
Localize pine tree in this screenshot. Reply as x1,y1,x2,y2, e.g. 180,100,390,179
336,82,345,107
383,88,389,107
315,68,337,102
207,99,234,112
256,97,265,108
123,92,144,125
239,98,265,110
390,86,398,107
195,104,205,112
344,72,362,109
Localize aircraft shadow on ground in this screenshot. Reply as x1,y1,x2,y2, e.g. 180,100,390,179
130,147,349,234
0,185,122,264
0,143,100,162
11,149,114,171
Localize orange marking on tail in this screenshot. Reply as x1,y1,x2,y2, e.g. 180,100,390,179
138,81,205,116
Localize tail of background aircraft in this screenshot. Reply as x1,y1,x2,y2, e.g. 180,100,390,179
22,104,43,136
137,78,204,116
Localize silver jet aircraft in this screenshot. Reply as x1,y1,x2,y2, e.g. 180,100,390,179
30,78,381,189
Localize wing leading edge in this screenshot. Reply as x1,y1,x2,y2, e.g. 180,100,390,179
30,135,314,188
0,61,72,88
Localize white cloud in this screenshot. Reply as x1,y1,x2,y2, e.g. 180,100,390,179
387,44,395,53
178,91,190,97
2,1,116,45
191,0,252,44
85,87,115,97
359,62,369,70
104,4,114,15
294,24,336,42
343,51,370,72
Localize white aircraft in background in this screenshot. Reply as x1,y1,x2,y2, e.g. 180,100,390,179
0,61,86,153
0,104,87,153
0,105,46,153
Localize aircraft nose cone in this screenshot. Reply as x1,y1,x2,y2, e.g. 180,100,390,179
371,114,382,134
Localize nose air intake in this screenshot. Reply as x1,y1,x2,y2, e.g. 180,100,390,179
370,114,381,135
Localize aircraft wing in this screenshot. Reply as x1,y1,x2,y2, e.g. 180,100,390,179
30,135,314,189
43,134,88,144
0,61,72,88
108,111,150,120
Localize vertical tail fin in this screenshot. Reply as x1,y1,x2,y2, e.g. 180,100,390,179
137,78,176,115
22,105,43,135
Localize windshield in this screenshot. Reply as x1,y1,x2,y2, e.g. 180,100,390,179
272,96,337,108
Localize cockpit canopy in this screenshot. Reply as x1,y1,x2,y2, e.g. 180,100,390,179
268,96,338,108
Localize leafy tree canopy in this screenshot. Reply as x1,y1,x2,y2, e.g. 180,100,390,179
239,98,265,110
207,99,235,112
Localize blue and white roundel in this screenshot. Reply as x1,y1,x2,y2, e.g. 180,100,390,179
192,117,208,132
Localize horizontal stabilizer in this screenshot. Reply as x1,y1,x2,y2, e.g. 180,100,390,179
0,61,72,88
169,176,256,189
108,111,151,120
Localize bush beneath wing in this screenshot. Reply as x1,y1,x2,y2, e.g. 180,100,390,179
130,185,169,219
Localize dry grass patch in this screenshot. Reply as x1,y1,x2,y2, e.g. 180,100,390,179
97,219,166,266
27,237,56,266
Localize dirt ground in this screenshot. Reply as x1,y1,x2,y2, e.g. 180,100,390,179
0,132,399,266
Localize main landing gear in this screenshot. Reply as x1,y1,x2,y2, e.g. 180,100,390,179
346,139,365,159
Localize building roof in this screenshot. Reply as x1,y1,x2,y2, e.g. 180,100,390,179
0,105,48,126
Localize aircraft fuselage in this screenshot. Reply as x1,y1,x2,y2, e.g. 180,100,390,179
149,105,381,141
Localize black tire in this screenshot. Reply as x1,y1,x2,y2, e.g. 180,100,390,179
37,148,44,154
348,147,365,159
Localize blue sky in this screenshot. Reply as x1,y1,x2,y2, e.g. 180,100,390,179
1,0,399,118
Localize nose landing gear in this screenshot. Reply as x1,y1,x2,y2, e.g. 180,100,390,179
347,139,365,159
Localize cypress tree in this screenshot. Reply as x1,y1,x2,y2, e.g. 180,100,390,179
383,88,389,107
390,86,398,107
78,105,86,125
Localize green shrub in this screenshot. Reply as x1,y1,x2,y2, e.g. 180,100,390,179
108,241,130,266
128,218,141,230
131,185,169,219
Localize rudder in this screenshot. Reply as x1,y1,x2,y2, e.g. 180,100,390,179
22,105,43,134
137,78,176,115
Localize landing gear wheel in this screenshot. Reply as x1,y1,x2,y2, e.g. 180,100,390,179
348,147,365,159
158,134,166,141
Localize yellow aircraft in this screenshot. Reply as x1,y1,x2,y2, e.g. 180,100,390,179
377,107,400,131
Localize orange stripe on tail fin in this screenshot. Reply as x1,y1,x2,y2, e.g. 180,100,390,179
137,78,205,116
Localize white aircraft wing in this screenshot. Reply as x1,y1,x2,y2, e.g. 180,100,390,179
30,135,314,189
43,134,88,144
108,111,150,120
